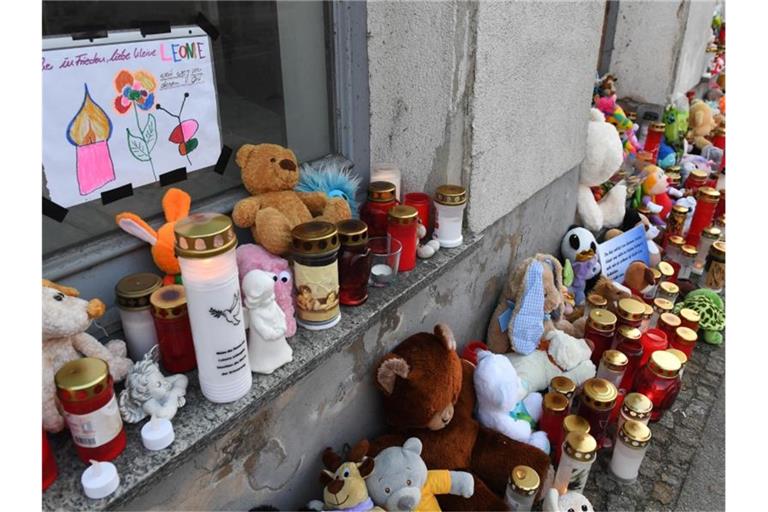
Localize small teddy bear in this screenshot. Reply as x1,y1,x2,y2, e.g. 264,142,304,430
368,437,474,511
42,279,133,432
232,143,351,256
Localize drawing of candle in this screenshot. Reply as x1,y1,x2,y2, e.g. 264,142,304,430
66,85,116,195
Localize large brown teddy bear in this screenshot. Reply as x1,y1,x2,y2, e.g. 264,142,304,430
369,324,552,510
232,143,351,256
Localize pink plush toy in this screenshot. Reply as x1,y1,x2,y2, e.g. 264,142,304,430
236,243,297,337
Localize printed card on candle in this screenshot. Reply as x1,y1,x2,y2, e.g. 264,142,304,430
42,27,222,207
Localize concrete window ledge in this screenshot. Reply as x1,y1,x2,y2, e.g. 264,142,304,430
43,232,483,512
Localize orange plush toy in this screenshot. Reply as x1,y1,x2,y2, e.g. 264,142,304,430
232,143,351,256
369,324,552,510
115,188,191,285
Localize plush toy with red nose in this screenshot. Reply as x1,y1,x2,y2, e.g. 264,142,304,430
232,143,351,256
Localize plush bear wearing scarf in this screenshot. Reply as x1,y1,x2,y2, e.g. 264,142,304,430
486,254,575,355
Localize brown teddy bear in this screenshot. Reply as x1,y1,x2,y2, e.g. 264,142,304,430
369,324,552,510
43,280,133,432
486,254,576,355
232,143,351,255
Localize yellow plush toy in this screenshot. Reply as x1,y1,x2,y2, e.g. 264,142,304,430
687,100,717,149
232,143,351,256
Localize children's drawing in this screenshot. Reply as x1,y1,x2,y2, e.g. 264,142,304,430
156,93,199,166
66,84,116,195
113,70,158,178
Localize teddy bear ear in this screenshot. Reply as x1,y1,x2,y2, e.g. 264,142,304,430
403,437,423,455
434,323,457,351
375,355,410,395
42,279,80,297
235,144,257,169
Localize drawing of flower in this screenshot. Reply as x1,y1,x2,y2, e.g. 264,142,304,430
113,70,158,178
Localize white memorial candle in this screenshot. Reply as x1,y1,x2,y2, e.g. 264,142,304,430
371,163,402,201
433,185,467,248
175,213,252,403
115,273,162,361
610,419,652,483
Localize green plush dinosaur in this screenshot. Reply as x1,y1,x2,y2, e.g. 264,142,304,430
674,288,725,345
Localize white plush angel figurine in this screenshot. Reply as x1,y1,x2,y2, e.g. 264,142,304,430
242,269,293,374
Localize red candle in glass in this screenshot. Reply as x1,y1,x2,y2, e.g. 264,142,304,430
585,309,617,367
632,351,681,421
360,181,398,237
614,326,644,391
404,192,432,233
540,392,569,458
657,312,682,344
712,128,725,171
150,285,197,373
669,326,698,359
683,170,708,198
42,431,57,491
713,188,726,220
556,415,591,466
640,328,668,366
387,205,419,272
336,219,372,306
678,308,700,333
576,378,618,445
55,358,126,463
643,122,665,162
686,187,720,247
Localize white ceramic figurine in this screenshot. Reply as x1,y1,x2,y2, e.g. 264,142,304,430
242,269,293,374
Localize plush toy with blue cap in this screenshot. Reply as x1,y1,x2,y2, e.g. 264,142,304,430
297,159,362,217
486,254,576,355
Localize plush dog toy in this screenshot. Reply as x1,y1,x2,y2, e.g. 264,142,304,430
474,350,549,453
116,187,190,285
542,489,594,512
623,261,655,299
232,143,351,256
368,438,474,511
576,108,626,232
236,243,296,338
487,254,575,355
505,330,596,392
308,440,382,512
42,280,133,432
369,324,552,510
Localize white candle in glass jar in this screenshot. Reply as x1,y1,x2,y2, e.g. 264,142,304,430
433,185,467,248
615,392,653,436
553,432,596,495
610,419,652,483
371,163,402,201
175,213,252,403
115,273,162,361
504,465,539,512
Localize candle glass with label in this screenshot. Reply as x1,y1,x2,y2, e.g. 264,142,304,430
663,204,688,248
175,213,252,403
55,358,126,463
115,273,162,361
337,219,372,306
632,351,682,421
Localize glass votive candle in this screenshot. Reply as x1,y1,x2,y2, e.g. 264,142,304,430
663,204,688,247
650,298,674,329
576,378,618,445
539,392,570,458
678,308,700,333
687,187,720,247
337,219,372,306
371,163,401,201
610,419,652,483
504,465,540,512
115,272,163,361
368,237,402,287
632,351,682,421
670,326,698,359
655,280,679,304
614,326,644,390
596,349,628,390
666,348,688,379
693,226,721,275
657,261,675,286
616,392,653,435
150,284,197,373
555,415,591,466
677,245,698,281
433,184,467,248
704,241,726,293
360,181,398,237
404,192,432,232
640,328,668,366
615,298,645,333
585,309,617,367
640,303,653,331
583,293,608,320
665,237,686,282
549,376,577,408
554,432,597,495
387,205,419,272
657,312,681,343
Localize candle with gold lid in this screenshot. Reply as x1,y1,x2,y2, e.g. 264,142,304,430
576,378,618,444
387,205,419,272
433,184,467,248
704,240,725,293
664,204,689,247
656,280,679,304
614,325,643,390
632,351,682,421
596,349,628,389
360,181,398,237
616,392,653,433
687,187,721,246
115,272,162,361
670,325,698,358
658,312,682,343
678,308,700,332
585,308,617,366
693,226,721,274
175,212,252,403
657,261,675,283
554,432,597,494
555,414,591,465
610,419,652,482
549,376,577,406
583,293,608,320
666,348,688,378
504,465,540,512
650,297,674,329
678,244,698,281
539,392,570,468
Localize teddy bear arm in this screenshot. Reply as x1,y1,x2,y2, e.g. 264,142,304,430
232,196,264,228
296,191,329,216
448,471,474,498
577,185,604,232
436,475,508,511
71,333,132,380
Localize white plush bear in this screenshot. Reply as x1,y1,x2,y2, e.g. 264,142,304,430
577,108,627,232
505,330,596,392
474,350,550,453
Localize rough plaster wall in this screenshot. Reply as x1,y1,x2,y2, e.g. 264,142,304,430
610,0,688,105
673,0,716,94
468,0,604,232
367,0,473,197
120,167,579,511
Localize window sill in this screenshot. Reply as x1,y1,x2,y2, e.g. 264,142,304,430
43,231,483,511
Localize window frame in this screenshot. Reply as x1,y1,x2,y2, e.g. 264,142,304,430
43,0,370,283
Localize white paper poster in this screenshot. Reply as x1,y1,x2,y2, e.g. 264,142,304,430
42,29,221,207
